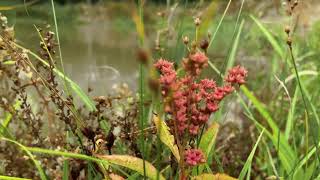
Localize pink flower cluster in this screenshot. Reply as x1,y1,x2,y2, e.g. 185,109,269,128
155,51,247,168
185,149,206,166
154,59,177,97
225,65,248,85
183,52,208,76
154,52,247,136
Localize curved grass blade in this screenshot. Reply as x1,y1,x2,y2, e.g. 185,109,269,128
1,138,47,180
96,154,165,180
225,20,244,72
0,175,32,180
239,129,264,180
2,100,21,128
208,61,297,173
50,0,70,96
250,15,285,60
240,85,296,172
208,0,232,48
153,115,180,162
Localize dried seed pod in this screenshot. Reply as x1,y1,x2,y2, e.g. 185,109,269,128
286,37,292,46
136,48,149,65
200,39,209,51
148,77,159,93
194,17,201,26
183,36,189,45
81,127,95,140
106,131,116,155
285,26,291,34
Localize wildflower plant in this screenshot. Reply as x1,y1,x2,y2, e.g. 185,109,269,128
154,29,247,178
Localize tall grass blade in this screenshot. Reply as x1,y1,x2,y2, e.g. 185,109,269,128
2,101,21,128
208,0,232,48
225,20,244,72
250,15,285,60
238,129,264,180
208,62,297,174
50,0,70,95
62,160,69,180
240,86,296,172
285,85,298,140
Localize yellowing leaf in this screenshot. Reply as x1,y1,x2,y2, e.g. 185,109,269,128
192,173,237,180
153,115,180,162
108,173,125,180
96,154,165,180
199,122,219,157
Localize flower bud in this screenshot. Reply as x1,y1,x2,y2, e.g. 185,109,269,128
136,48,149,65
200,39,209,51
284,26,290,34
194,17,201,26
183,36,189,45
286,37,292,46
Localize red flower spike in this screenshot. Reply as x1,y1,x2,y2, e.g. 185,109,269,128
185,149,206,166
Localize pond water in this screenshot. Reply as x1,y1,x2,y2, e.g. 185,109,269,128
10,6,140,96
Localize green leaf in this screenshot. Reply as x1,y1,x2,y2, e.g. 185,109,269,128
192,173,237,180
239,129,265,180
199,122,219,157
96,154,165,180
0,175,32,180
225,20,244,72
153,115,180,162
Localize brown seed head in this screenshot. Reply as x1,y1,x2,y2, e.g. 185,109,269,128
286,37,292,46
200,39,209,51
194,17,201,26
148,77,160,93
285,26,291,34
137,48,149,65
183,36,189,45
